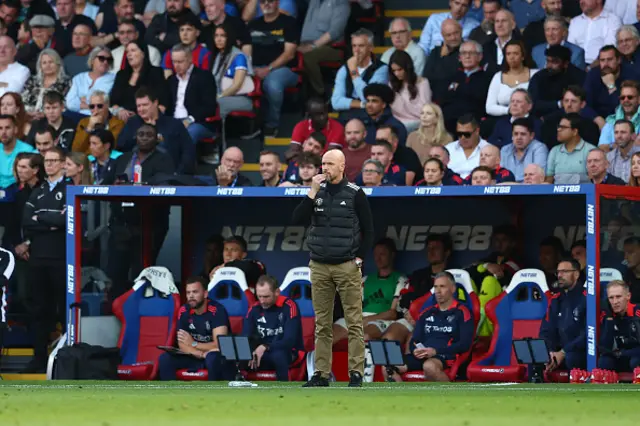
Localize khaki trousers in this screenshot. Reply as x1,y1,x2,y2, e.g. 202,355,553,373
309,259,364,378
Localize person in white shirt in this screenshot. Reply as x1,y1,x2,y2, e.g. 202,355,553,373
446,113,491,178
110,20,161,72
604,0,637,24
568,0,622,64
381,18,426,76
0,35,30,97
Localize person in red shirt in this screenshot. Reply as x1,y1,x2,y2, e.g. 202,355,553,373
161,15,211,77
462,144,515,184
287,98,345,161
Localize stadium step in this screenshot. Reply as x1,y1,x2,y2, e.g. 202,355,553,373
1,348,35,375
1,373,46,381
385,9,447,18
264,137,290,147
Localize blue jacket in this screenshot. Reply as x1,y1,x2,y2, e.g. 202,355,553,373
584,63,640,117
539,283,586,353
488,115,543,148
411,300,474,358
362,107,408,146
599,302,640,357
532,41,586,70
242,296,303,352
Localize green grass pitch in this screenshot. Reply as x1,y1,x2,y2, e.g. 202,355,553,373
1,382,639,426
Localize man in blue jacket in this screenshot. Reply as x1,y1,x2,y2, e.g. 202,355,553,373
243,275,303,381
539,258,587,371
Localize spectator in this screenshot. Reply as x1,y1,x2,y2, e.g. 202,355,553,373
207,235,266,288
0,0,20,41
64,151,91,184
242,275,303,382
469,165,496,185
605,0,637,24
145,0,198,54
25,90,76,148
463,144,515,183
538,235,565,285
331,28,388,121
201,234,223,277
360,83,407,146
71,90,125,154
486,40,538,121
161,14,211,78
500,117,549,182
598,80,640,149
22,48,70,119
481,9,521,72
381,18,426,76
570,240,587,272
111,40,168,122
241,0,296,21
94,0,146,51
279,151,320,187
65,46,115,117
118,88,195,174
16,15,64,74
531,16,585,69
623,236,640,299
110,20,162,71
488,88,543,148
509,0,546,30
145,0,202,24
424,19,463,104
584,46,640,118
87,128,121,184
376,124,421,184
20,0,55,23
441,40,491,134
587,147,626,184
546,113,597,183
297,0,350,99
282,132,325,184
359,159,384,187
568,0,621,64
200,0,252,57
607,119,640,181
158,277,230,381
414,157,446,186
258,150,281,187
0,114,36,189
213,146,253,187
469,0,501,46
290,98,345,159
1,92,31,140
522,0,563,51
616,25,640,69
428,145,465,185
387,272,474,382
407,103,452,165
523,163,546,183
539,258,587,371
446,114,490,179
0,36,30,97
630,151,640,185
388,50,432,133
75,0,98,21
33,125,57,154
53,0,97,56
356,139,410,186
343,118,371,182
529,45,586,118
418,0,479,56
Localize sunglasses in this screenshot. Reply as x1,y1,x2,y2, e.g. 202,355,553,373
620,95,636,101
96,56,113,63
456,131,473,138
89,103,104,110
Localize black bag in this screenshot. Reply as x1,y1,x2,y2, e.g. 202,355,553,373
53,343,121,380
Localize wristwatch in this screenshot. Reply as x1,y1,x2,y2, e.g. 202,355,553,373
191,341,198,348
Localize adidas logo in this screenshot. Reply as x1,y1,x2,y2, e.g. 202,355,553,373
258,316,267,323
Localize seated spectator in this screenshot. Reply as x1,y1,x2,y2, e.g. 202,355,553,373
546,113,597,183
17,15,65,74
161,14,211,78
356,139,410,186
111,40,168,122
388,50,431,133
1,92,31,140
599,280,640,372
145,0,198,54
584,45,640,118
22,48,71,118
0,36,30,98
441,40,491,134
486,40,538,122
523,163,547,184
110,19,162,71
587,147,626,184
407,103,452,165
598,80,640,149
539,258,587,371
469,165,496,185
199,0,252,57
0,0,20,41
468,0,501,46
500,117,549,182
381,18,426,76
25,90,76,148
387,272,474,382
531,16,585,69
210,21,253,123
427,145,465,185
538,236,567,285
166,44,217,143
258,150,281,187
53,0,97,56
64,23,94,79
201,234,223,277
297,0,350,99
158,277,230,381
242,275,303,382
418,0,479,56
289,98,345,160
607,119,640,181
87,128,121,184
463,145,515,184
541,85,603,148
529,45,586,118
118,87,195,174
623,236,640,299
616,25,640,69
208,235,266,288
359,159,385,187
212,146,253,187
282,132,325,184
279,151,320,187
343,119,371,182
65,46,115,117
424,19,463,104
33,125,58,155
446,114,490,179
481,9,521,72
631,152,640,185
0,114,36,189
568,0,621,65
331,27,388,120
76,0,99,21
377,125,421,184
242,0,296,20
94,0,146,51
71,90,125,154
488,89,543,148
360,83,407,146
414,157,446,186
64,151,91,185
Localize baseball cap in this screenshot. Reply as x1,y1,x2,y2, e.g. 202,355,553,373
29,14,55,28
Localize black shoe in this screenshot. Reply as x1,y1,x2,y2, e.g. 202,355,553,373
348,371,363,387
21,359,46,374
303,372,329,387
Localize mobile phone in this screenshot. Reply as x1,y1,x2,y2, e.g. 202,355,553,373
415,343,425,350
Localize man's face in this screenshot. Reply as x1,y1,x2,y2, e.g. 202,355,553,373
308,103,328,131
136,125,156,152
16,159,36,183
222,151,243,175
223,241,246,263
509,92,530,118
586,150,608,178
256,283,278,309
373,244,393,271
389,20,411,50
433,277,455,304
479,146,499,168
456,123,479,149
492,233,515,255
0,5,18,26
429,146,449,166
71,25,91,50
544,21,565,45
302,137,323,155
426,240,447,265
556,118,575,142
298,163,318,182
89,95,107,118
494,11,513,38
166,0,184,16
35,132,54,154
580,0,599,14
365,95,385,118
136,96,158,121
483,1,499,23
351,35,372,60
556,260,579,289
546,56,566,74
118,23,137,44
56,0,74,20
523,165,544,184
543,0,563,15
321,152,343,182
44,150,64,177
0,37,14,65
471,170,493,185
361,163,382,186
617,30,639,56
31,26,54,45
539,246,559,271
259,153,279,182
562,91,585,113
619,87,639,116
607,285,631,314
441,22,462,48
459,42,481,69
89,136,109,159
44,101,63,123
179,24,199,45
171,51,191,76
370,145,392,167
599,49,620,75
613,123,634,149
0,118,15,144
115,0,135,19
203,0,224,21
185,282,206,309
345,122,366,149
571,245,586,269
623,242,640,270
375,127,394,145
512,125,534,150
450,0,470,20
204,240,222,264
259,0,279,16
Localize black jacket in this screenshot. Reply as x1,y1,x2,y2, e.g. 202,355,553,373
424,45,460,103
145,10,198,53
441,68,492,133
210,172,254,187
166,66,218,126
481,30,523,74
529,65,586,117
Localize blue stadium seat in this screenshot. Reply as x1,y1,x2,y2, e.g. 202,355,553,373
207,267,257,335
279,267,314,352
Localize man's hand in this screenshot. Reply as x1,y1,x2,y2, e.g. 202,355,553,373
158,32,166,41
117,109,135,122
485,263,504,278
215,165,233,187
413,347,429,359
80,97,89,110
347,56,358,76
403,311,416,327
177,330,195,347
254,67,270,80
546,351,565,372
87,114,103,130
208,264,224,280
15,242,29,260
249,344,267,369
601,73,616,89
297,43,314,54
182,119,190,128
424,347,437,358
308,173,326,198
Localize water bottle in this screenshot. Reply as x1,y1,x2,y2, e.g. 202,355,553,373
133,163,142,184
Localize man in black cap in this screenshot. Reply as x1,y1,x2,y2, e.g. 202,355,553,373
528,44,586,118
361,83,407,146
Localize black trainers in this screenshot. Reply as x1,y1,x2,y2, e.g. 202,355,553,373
303,372,329,387
348,371,363,387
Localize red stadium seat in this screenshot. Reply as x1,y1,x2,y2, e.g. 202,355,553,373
243,350,307,381
113,267,181,380
467,269,551,382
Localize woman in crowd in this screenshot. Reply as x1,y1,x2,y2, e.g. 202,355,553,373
414,157,445,186
406,103,452,165
388,50,431,133
111,40,167,122
65,152,93,185
629,152,640,186
65,46,115,116
0,93,31,140
21,49,71,118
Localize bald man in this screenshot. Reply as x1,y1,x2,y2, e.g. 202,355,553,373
344,119,371,182
523,164,546,184
0,35,30,96
463,144,516,184
292,149,374,387
214,146,253,187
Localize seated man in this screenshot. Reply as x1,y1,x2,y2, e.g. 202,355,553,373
426,145,464,186
212,147,253,187
462,145,515,184
488,89,543,149
469,166,496,185
161,15,211,78
424,19,465,104
361,84,407,146
376,125,421,185
599,280,640,372
71,90,125,154
278,152,321,187
281,132,326,184
288,98,345,161
158,276,229,381
208,235,266,289
26,90,77,149
355,140,410,186
539,258,587,371
242,275,303,381
109,19,161,71
387,272,474,382
381,18,426,75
